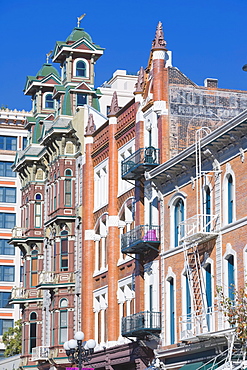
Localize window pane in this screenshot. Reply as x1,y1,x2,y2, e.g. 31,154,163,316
4,213,16,229
45,94,54,109
6,137,17,151
5,163,15,177
1,240,15,255
5,188,16,203
1,319,13,334
0,292,12,308
2,266,15,282
77,94,87,106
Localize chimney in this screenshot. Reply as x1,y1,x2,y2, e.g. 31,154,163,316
204,78,218,88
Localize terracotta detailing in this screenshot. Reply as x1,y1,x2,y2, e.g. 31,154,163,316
108,91,120,117
107,119,119,341
81,141,95,339
152,21,167,52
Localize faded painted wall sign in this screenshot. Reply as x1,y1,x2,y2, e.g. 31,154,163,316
170,86,247,120
168,86,247,155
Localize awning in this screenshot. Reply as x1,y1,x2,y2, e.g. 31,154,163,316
179,361,212,370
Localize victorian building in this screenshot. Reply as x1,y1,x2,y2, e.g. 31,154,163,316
0,108,30,356
9,18,247,370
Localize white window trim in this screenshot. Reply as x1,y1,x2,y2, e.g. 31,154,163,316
42,92,54,110
169,192,187,248
73,58,89,78
165,267,176,345
223,244,237,297
94,159,108,211
222,168,236,226
118,140,135,197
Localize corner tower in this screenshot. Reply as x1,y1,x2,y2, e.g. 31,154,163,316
52,20,104,114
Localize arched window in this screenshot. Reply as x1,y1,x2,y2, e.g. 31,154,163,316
168,277,175,344
59,298,68,344
174,199,184,247
60,230,68,271
227,175,234,224
227,255,235,300
35,194,42,228
45,94,54,109
205,187,211,232
64,169,72,206
76,60,86,77
30,312,37,353
30,250,38,287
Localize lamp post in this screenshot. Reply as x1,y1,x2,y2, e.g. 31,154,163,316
63,331,96,370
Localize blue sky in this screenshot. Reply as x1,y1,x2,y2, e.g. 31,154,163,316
1,0,247,111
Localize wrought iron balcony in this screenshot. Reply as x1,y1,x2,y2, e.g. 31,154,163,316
122,311,161,338
32,346,49,361
121,147,160,180
179,214,219,245
121,225,160,254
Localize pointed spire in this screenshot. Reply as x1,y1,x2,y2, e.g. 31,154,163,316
134,67,145,94
85,113,96,136
152,21,167,51
108,91,120,117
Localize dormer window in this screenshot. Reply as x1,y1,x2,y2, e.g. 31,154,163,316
76,60,86,77
45,94,54,109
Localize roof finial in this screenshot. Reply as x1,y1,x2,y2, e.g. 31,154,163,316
77,13,86,27
108,91,120,117
85,113,96,136
46,50,53,63
134,67,145,93
152,21,167,50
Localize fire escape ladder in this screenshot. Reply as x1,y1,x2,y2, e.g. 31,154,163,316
184,242,208,333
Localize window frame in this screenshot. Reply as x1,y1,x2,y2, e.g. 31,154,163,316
73,58,89,78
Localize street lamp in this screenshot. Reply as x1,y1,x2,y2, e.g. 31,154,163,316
63,331,96,370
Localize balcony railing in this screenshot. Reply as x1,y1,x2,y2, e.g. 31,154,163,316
121,147,160,180
37,271,75,289
10,286,43,303
38,271,55,286
121,225,160,254
11,227,26,238
179,214,218,245
179,308,225,341
32,346,49,361
122,311,161,338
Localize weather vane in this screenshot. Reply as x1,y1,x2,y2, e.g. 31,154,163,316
77,13,86,27
46,50,53,63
